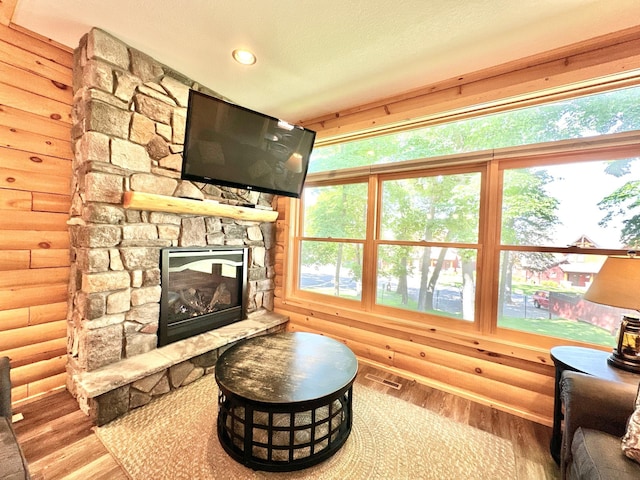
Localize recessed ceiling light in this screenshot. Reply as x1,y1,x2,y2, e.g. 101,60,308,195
232,49,257,65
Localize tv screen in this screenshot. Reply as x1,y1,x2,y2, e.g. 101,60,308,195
181,90,316,199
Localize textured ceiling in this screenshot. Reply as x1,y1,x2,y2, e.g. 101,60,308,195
11,0,640,124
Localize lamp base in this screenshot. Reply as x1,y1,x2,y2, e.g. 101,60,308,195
607,352,640,373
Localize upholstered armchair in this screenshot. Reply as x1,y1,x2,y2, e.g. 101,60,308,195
0,356,31,479
560,370,640,479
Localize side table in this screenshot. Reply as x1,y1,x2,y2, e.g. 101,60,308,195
549,345,640,464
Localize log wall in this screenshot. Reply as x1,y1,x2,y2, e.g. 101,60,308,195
0,24,73,404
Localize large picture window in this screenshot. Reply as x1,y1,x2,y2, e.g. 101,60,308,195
292,85,640,348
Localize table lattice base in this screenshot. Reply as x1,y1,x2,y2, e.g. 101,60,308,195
217,386,353,471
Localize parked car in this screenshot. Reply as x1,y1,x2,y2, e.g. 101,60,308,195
533,290,549,308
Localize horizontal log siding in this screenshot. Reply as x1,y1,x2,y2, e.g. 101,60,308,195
0,23,72,404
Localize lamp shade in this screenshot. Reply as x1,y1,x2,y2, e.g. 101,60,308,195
583,256,640,311
284,153,303,173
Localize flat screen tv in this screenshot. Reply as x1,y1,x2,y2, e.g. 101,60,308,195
181,90,316,199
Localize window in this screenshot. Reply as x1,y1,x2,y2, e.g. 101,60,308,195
497,157,640,346
293,85,640,348
297,166,484,327
300,182,367,301
376,172,481,321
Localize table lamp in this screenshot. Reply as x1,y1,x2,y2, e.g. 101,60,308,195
583,253,640,372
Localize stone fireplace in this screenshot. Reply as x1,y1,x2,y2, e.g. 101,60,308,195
67,28,288,424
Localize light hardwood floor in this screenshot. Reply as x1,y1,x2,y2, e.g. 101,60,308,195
13,364,559,479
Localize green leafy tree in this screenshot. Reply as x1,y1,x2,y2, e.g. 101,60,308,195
597,159,640,249
500,168,559,307
303,182,367,296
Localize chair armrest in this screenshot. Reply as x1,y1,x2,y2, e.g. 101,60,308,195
0,356,12,419
560,370,638,477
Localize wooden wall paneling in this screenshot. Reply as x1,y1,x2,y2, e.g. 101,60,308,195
0,146,72,175
285,310,554,425
0,61,73,104
3,338,67,368
285,306,553,390
30,301,67,325
0,23,73,67
32,192,71,213
0,123,72,157
0,22,72,406
9,355,67,388
286,320,396,366
389,335,554,397
0,166,70,194
273,260,285,278
303,26,640,142
0,230,70,250
30,249,70,268
16,371,67,401
0,104,72,141
274,285,284,300
283,298,554,376
281,297,555,365
0,283,68,311
10,383,27,402
341,335,396,366
0,267,69,288
0,249,29,270
276,241,556,417
0,1,17,27
0,187,31,209
392,351,553,424
3,210,69,231
0,36,72,86
0,320,67,352
0,307,29,331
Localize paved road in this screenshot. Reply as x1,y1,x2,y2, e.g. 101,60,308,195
300,272,550,319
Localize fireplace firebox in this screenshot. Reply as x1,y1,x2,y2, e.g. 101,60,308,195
159,247,248,346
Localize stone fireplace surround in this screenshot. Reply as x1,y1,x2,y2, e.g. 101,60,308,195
67,28,288,425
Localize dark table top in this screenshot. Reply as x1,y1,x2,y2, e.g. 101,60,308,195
550,345,640,384
215,331,358,405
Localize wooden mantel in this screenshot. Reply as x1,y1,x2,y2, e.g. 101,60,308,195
123,191,279,222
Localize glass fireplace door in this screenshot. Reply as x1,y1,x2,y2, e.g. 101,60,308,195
159,247,248,346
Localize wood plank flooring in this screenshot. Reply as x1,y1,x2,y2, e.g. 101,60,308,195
13,364,559,479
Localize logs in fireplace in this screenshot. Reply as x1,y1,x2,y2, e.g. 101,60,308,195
159,247,248,346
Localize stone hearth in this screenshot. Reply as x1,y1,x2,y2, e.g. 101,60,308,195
79,311,287,425
67,27,287,424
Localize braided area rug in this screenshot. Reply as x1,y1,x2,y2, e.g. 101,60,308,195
94,375,517,480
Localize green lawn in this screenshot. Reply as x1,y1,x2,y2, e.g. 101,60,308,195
498,317,616,347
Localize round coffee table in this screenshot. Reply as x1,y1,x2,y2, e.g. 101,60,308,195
215,331,358,471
